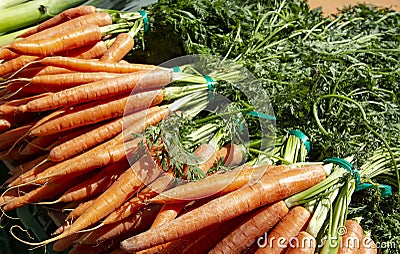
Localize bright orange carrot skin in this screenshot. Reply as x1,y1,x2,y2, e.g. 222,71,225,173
29,90,164,137
19,6,97,38
77,204,162,245
65,199,95,221
40,56,158,73
59,40,108,59
151,203,186,228
0,55,39,77
23,12,112,41
210,201,289,254
338,220,364,254
9,24,102,56
119,165,327,252
285,231,317,254
0,48,19,61
255,206,311,254
19,69,171,113
100,33,135,63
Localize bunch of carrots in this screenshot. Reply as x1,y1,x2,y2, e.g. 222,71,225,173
0,5,383,254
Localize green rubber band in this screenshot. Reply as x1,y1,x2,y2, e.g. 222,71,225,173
245,111,276,121
323,157,360,185
139,10,149,33
172,66,181,73
204,75,215,91
289,129,311,153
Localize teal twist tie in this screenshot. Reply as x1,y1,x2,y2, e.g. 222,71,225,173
245,111,276,121
204,75,215,91
289,129,311,153
172,66,181,73
139,10,149,33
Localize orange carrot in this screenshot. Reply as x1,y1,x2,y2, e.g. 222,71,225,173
0,55,39,77
40,56,157,73
19,132,61,156
48,106,168,162
255,206,312,254
183,143,218,177
52,233,84,252
59,40,108,59
151,164,288,203
101,171,174,225
338,220,364,254
19,69,170,113
44,160,129,204
65,199,95,221
23,136,139,185
0,122,34,150
29,90,164,137
285,231,317,254
119,165,327,252
22,12,112,42
0,93,49,115
210,201,289,254
100,33,135,63
19,6,97,38
216,143,244,166
76,204,162,244
9,24,102,56
151,203,186,228
0,48,19,61
5,81,51,94
7,154,50,180
3,172,84,211
0,118,12,132
68,234,129,254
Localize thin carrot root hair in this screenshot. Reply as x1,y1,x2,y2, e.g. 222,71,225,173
2,59,42,81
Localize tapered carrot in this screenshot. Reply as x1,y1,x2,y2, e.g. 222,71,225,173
29,90,164,136
151,164,288,203
255,206,312,254
68,234,128,254
216,143,244,166
3,172,84,211
19,6,97,38
6,81,51,94
9,24,103,56
59,40,108,59
338,220,364,254
52,233,84,252
19,132,61,156
20,12,112,42
0,93,49,115
48,106,169,162
0,122,34,150
23,136,139,185
100,33,135,63
183,143,218,177
7,154,50,180
76,204,162,244
0,48,19,61
210,201,290,254
42,160,129,204
0,55,39,77
0,118,12,132
65,199,95,221
18,69,171,113
40,56,157,73
151,203,186,228
285,231,316,254
101,171,174,225
120,165,327,252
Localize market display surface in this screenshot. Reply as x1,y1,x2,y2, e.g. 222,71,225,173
0,0,399,253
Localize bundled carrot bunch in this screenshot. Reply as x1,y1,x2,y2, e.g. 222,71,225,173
0,5,389,254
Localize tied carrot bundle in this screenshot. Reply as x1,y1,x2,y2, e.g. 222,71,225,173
18,69,172,113
255,206,312,254
119,164,328,252
18,6,97,38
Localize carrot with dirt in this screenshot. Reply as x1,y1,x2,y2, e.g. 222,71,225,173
119,164,329,252
18,68,172,113
285,231,317,254
100,33,135,63
210,201,289,254
18,6,97,38
255,206,312,254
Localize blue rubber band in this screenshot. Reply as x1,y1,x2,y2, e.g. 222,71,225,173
172,66,181,73
289,129,311,153
139,10,149,33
